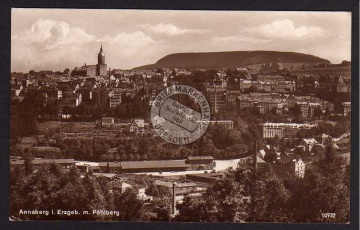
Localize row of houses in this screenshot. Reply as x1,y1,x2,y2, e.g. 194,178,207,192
206,89,344,117
237,93,338,117
296,75,351,93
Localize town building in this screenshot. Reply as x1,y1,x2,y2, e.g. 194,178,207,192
208,120,234,129
206,87,227,112
108,92,122,108
99,162,121,173
300,138,318,152
154,180,198,196
259,122,317,138
11,85,23,97
258,75,285,82
237,93,287,112
341,102,351,117
186,173,225,184
75,161,100,173
260,62,283,72
129,119,145,135
58,92,82,110
112,181,132,193
335,76,351,93
101,117,115,126
186,156,215,170
239,75,295,93
120,160,191,173
293,159,305,178
315,133,332,145
275,158,306,178
10,158,75,172
226,90,241,106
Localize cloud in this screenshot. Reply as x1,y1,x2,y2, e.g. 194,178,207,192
94,31,166,69
97,31,155,55
139,23,210,36
254,20,328,39
12,18,95,49
11,19,96,72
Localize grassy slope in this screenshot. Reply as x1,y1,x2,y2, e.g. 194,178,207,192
133,51,330,70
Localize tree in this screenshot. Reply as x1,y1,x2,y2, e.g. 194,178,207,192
185,169,250,223
290,104,302,117
196,137,218,156
63,68,71,74
313,107,323,119
287,166,349,223
80,174,108,220
23,150,33,176
248,85,258,93
324,108,332,117
151,197,172,221
264,149,277,163
176,196,209,222
324,144,336,163
251,168,290,222
11,164,72,220
113,188,144,221
267,135,281,147
145,184,171,198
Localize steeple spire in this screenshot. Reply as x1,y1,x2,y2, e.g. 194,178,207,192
100,43,103,52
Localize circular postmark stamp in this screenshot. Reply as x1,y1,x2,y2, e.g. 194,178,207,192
150,85,211,145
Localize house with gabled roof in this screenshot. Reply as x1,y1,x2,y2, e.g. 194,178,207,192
274,157,305,179
315,133,332,145
129,119,145,135
300,138,318,152
112,181,132,193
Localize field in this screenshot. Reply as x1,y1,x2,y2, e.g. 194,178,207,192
37,121,62,131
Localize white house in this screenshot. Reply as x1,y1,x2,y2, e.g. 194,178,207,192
293,159,305,178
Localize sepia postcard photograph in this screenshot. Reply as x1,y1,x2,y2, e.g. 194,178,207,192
7,7,355,226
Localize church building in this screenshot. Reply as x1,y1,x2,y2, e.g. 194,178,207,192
72,44,107,77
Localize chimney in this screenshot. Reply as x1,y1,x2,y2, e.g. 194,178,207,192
172,182,176,215
254,140,257,171
109,67,111,88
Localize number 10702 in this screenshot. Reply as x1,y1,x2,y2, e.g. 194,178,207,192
321,213,336,218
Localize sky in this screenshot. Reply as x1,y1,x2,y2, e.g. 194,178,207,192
11,9,351,72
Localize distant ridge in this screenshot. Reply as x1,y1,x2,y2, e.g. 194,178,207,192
133,51,330,70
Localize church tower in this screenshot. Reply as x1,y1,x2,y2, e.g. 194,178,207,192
98,44,105,65
97,44,107,76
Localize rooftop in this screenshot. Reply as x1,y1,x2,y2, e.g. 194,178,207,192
188,156,214,160
10,158,74,165
121,160,190,169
